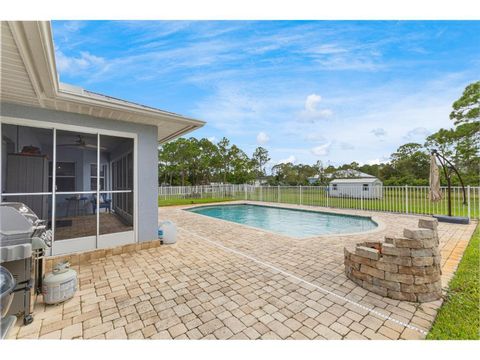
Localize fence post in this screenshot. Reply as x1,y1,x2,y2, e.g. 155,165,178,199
278,185,281,203
361,187,363,211
326,186,329,207
405,185,409,214
260,186,263,202
467,185,471,219
299,185,302,205
244,184,247,200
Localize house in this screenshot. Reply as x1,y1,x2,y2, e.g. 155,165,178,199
253,176,269,187
307,175,320,185
0,21,205,255
329,178,383,199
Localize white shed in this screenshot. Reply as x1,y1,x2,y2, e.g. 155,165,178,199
329,178,383,199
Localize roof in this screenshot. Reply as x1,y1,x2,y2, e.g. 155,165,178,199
330,178,382,184
325,169,375,179
1,21,205,142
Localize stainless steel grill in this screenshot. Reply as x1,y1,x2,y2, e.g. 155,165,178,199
0,202,51,326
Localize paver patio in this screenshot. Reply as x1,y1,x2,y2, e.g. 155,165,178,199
7,201,477,340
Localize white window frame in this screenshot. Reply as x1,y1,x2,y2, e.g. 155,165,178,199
0,116,138,255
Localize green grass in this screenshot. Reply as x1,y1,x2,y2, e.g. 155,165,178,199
427,224,480,340
158,197,235,207
246,187,479,218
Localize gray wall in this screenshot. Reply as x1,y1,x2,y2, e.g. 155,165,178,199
1,102,159,242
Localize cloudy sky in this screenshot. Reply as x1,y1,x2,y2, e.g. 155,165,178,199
52,21,480,168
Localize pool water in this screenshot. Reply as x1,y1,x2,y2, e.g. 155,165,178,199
187,204,377,238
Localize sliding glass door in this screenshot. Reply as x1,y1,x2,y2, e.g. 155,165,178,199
1,121,135,255
98,135,134,248
1,124,53,238
51,129,98,254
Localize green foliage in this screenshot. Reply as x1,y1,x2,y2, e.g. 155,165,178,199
271,162,317,185
158,137,258,185
427,225,479,340
252,147,270,177
450,81,480,125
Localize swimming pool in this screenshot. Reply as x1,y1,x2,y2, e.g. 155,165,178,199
187,204,377,238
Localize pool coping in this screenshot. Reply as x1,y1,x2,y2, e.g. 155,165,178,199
179,201,388,241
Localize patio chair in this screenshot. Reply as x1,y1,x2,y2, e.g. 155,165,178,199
91,193,112,214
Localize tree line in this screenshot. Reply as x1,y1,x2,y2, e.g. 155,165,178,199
159,82,479,187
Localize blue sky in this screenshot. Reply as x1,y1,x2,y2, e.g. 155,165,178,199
52,21,480,169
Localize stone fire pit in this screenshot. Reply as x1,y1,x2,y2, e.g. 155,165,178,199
344,218,442,302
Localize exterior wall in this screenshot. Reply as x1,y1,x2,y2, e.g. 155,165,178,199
329,181,383,199
0,102,159,242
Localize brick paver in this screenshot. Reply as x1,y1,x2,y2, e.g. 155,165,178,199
8,201,477,340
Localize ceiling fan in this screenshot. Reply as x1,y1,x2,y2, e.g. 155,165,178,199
57,135,107,150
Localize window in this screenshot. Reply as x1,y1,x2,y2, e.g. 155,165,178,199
49,162,75,191
332,184,338,190
363,184,369,191
90,164,106,190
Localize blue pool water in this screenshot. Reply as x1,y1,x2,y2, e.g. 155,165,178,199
187,204,377,238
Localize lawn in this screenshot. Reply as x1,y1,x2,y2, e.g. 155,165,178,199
427,224,479,340
158,197,235,207
245,187,478,218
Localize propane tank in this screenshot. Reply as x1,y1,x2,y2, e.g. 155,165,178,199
42,261,77,305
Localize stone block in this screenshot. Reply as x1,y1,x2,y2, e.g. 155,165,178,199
350,254,375,267
351,268,373,283
393,237,423,249
376,261,398,273
380,255,412,267
403,228,434,240
421,239,437,249
372,277,401,292
412,256,434,267
384,236,395,244
401,283,440,294
385,272,414,285
360,264,385,279
344,259,360,271
362,281,388,297
387,290,417,302
433,256,442,265
355,246,380,260
418,218,438,231
417,292,442,302
381,243,411,256
410,248,437,257
347,274,363,287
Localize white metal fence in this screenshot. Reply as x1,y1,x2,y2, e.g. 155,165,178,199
159,184,480,219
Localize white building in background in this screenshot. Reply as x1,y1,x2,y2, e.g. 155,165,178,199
329,178,383,199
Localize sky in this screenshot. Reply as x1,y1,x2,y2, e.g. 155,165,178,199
52,21,480,170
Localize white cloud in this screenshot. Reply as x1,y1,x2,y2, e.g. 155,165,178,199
310,143,332,156
56,50,108,76
256,131,270,145
300,94,333,122
340,142,355,150
310,44,347,55
367,158,381,165
371,128,387,137
305,94,322,112
304,133,326,142
277,155,296,164
364,156,390,165
403,127,431,141
207,136,217,143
